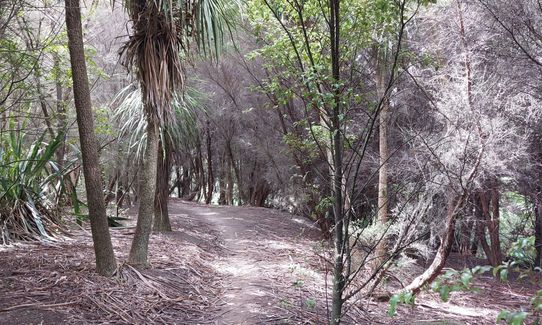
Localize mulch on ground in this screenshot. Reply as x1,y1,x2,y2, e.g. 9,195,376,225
0,202,540,324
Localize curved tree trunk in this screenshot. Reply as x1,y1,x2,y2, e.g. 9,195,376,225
153,139,172,232
65,0,117,276
400,195,461,295
129,118,159,266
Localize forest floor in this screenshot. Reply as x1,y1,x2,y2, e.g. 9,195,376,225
0,199,538,324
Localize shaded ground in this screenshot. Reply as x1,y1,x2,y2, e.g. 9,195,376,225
0,199,539,324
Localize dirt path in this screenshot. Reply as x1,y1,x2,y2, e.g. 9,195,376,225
168,200,328,324
0,200,538,324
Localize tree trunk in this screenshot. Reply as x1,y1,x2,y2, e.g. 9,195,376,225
153,139,172,232
54,52,68,171
219,153,227,205
473,193,491,261
175,167,182,198
225,150,233,205
194,140,205,202
226,141,245,204
401,195,462,295
330,0,344,322
128,118,159,266
64,0,117,276
477,182,502,266
205,120,214,204
534,197,542,267
250,179,270,207
488,180,502,264
374,48,390,271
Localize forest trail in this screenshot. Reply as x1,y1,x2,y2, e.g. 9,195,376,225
168,200,327,324
0,200,537,324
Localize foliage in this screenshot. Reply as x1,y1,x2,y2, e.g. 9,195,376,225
500,192,534,255
497,310,529,325
388,265,491,317
113,84,199,160
492,237,538,283
388,291,415,317
0,117,64,243
507,236,537,267
119,0,239,125
492,236,542,324
430,266,491,302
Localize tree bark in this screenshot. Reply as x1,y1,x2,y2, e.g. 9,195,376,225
205,120,214,204
194,140,205,202
329,0,344,322
477,182,502,266
64,0,117,276
219,152,227,205
474,193,493,265
128,118,159,266
225,150,233,205
401,195,462,295
153,139,172,232
374,48,390,271
226,141,246,204
534,197,542,267
488,180,502,264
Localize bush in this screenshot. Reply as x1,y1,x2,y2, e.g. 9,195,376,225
0,119,64,244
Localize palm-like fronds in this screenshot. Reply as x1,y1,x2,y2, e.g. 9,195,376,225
121,0,236,125
113,83,200,160
0,117,65,244
119,0,238,126
120,1,184,125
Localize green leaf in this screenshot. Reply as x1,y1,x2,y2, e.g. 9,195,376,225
460,271,473,287
305,298,316,310
497,310,509,323
387,294,400,317
500,269,509,282
438,285,450,302
510,312,528,325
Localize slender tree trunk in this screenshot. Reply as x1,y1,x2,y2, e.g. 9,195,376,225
128,118,159,266
534,197,542,267
205,120,214,204
401,195,462,295
182,167,190,197
195,140,205,202
374,48,390,271
478,183,502,266
226,141,245,204
219,153,227,205
64,0,117,276
329,0,344,322
488,179,502,264
225,151,233,205
54,53,72,204
176,167,182,198
153,139,172,232
54,53,68,170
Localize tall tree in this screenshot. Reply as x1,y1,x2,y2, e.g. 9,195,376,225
64,0,117,276
373,48,391,271
329,0,344,322
121,0,232,266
